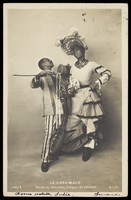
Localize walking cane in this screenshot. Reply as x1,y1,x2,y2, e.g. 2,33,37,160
13,71,56,77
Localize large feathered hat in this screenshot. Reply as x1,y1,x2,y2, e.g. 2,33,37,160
55,28,88,55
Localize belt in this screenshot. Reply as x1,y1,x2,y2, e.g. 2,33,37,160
80,84,90,89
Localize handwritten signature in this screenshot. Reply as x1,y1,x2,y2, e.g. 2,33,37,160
15,192,72,196
15,191,120,197
94,192,120,197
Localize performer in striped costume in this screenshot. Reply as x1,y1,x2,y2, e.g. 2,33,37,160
31,58,64,172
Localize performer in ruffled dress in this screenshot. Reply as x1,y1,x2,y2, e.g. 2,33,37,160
56,28,112,161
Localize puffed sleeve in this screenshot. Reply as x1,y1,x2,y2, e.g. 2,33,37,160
30,77,42,88
91,61,112,89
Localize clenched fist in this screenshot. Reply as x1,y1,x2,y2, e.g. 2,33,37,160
36,71,47,80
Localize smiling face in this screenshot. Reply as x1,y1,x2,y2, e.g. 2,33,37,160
73,46,85,59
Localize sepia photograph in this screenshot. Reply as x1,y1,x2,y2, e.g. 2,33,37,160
3,3,128,197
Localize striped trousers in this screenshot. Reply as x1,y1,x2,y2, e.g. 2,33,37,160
41,115,61,163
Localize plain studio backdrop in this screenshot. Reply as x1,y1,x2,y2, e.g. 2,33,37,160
6,8,122,193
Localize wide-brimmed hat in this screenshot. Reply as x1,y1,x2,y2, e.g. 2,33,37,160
55,28,88,55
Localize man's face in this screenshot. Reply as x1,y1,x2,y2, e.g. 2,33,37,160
73,46,84,59
42,59,54,70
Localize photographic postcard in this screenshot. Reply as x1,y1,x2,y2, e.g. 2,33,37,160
3,3,128,197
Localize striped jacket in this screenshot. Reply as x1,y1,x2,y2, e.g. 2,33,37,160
31,73,63,116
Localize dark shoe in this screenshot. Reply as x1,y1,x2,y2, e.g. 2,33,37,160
49,153,59,161
82,147,93,162
41,162,49,172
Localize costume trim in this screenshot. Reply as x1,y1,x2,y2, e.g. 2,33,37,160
94,65,104,73
98,78,102,85
83,100,101,105
77,114,104,119
100,69,111,76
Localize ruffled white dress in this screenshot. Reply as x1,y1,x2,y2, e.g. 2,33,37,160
62,61,112,152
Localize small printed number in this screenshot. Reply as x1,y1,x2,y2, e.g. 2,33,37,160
109,186,118,189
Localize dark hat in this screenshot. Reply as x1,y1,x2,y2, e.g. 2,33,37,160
57,64,71,76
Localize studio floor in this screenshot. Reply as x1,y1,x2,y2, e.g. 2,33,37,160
7,126,122,194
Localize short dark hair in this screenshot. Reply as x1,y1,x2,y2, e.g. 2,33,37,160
38,58,52,70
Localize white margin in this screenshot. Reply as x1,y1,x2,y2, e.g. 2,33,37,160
3,3,128,197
